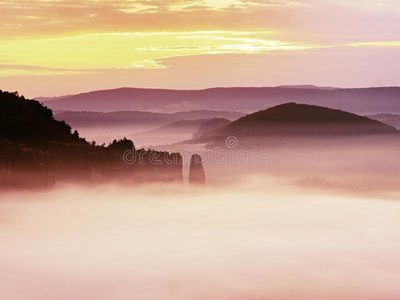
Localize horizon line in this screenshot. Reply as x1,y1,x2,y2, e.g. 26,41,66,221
31,85,400,100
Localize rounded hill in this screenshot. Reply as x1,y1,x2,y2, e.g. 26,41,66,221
215,103,398,137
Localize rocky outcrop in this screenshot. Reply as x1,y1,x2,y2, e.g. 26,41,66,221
189,154,206,186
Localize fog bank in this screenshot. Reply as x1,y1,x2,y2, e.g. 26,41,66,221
1,179,400,300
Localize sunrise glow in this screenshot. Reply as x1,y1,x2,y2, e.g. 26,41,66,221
1,0,400,96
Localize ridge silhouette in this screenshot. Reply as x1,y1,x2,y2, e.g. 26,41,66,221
0,90,184,189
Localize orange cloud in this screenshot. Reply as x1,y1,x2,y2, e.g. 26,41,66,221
0,0,400,96
1,0,398,42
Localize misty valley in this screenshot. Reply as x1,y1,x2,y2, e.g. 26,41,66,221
3,0,400,298
1,87,400,300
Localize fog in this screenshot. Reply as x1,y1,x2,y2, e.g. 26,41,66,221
1,173,400,300
75,125,201,147
2,135,400,299
75,125,162,146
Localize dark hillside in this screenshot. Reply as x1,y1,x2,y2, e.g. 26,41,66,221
220,103,398,137
0,90,183,189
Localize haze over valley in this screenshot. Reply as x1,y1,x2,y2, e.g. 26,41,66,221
41,86,400,115
2,0,400,298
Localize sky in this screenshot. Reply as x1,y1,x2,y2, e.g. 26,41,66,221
0,0,400,97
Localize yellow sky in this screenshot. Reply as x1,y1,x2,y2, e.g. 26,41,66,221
0,31,316,76
0,0,400,96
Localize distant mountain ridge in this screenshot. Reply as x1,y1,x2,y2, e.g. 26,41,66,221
41,86,400,114
367,113,400,130
199,103,398,144
132,119,208,146
54,110,244,128
193,118,231,140
131,118,232,147
276,85,338,90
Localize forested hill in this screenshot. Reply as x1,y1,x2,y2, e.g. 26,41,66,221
0,90,183,189
0,90,85,145
220,103,398,137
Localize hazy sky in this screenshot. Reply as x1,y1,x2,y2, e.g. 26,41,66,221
0,0,400,97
